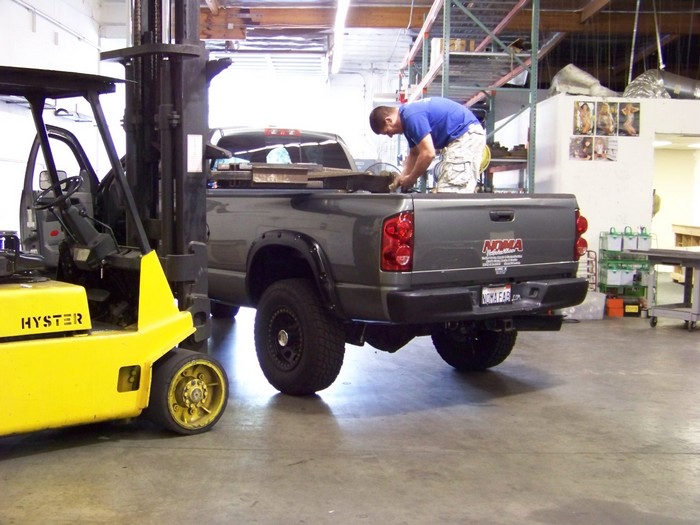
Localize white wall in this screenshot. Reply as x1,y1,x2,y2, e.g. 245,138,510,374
534,94,700,255
652,149,700,249
491,89,547,148
0,0,107,232
0,0,101,72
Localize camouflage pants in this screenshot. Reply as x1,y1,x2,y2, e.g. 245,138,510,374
436,124,486,193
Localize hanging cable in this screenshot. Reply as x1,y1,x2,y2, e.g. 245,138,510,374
651,0,665,70
627,0,642,85
687,0,696,70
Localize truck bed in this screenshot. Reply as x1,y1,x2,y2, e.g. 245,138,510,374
206,188,587,323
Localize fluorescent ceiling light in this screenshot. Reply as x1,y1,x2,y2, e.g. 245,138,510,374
331,0,350,74
688,143,700,149
653,140,672,148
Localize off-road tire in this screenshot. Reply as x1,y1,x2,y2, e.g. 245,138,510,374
254,278,345,395
432,328,518,371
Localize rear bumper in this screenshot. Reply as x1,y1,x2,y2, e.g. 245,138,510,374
385,277,589,324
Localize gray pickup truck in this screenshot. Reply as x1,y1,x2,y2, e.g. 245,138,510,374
207,150,590,394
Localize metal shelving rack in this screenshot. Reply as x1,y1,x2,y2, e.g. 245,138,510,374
398,0,556,192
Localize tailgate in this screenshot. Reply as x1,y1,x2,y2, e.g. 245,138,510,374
411,193,581,285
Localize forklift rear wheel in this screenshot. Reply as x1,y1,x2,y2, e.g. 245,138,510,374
147,348,229,435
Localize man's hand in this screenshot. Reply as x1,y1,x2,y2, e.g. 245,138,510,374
388,175,399,192
389,173,412,192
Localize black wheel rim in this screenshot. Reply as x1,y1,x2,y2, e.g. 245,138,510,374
267,308,303,370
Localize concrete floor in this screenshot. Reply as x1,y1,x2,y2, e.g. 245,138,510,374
1,283,699,524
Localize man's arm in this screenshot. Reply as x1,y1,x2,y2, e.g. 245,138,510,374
395,134,436,190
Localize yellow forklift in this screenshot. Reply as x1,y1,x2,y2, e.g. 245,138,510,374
0,66,228,437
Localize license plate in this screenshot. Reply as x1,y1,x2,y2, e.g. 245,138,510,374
481,284,512,305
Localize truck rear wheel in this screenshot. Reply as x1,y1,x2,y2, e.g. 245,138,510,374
255,278,345,395
431,327,517,371
146,348,229,435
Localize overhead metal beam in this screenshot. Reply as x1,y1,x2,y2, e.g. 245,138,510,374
580,0,609,23
505,10,700,33
200,6,700,40
199,6,432,40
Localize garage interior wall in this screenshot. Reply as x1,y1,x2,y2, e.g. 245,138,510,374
1,0,100,72
653,149,700,250
1,0,103,232
534,94,700,256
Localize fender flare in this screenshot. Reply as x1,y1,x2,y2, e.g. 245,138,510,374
246,230,347,319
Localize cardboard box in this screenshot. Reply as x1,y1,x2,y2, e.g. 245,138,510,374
431,37,468,53
430,38,473,67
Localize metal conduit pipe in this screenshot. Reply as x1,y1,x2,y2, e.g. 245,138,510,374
659,71,700,99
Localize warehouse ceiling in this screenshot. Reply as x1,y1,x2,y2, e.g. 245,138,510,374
196,0,700,103
112,1,700,105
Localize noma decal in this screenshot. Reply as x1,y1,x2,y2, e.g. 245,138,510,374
482,238,524,256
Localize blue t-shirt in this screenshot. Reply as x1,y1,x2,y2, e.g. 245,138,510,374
399,97,480,149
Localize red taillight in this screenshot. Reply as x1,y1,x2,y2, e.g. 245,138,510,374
576,213,588,234
381,211,414,271
576,237,588,257
574,210,588,260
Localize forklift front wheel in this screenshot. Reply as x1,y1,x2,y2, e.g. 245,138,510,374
147,348,229,435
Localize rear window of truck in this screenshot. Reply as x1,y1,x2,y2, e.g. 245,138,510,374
214,129,354,170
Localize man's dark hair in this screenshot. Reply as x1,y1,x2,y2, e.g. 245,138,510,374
369,106,393,135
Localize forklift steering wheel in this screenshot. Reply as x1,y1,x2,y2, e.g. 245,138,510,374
33,175,83,211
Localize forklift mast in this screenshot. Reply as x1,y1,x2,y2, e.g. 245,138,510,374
102,0,230,351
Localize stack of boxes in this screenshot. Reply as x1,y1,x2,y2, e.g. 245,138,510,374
599,227,652,317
